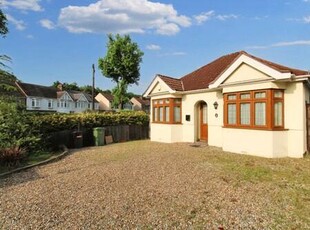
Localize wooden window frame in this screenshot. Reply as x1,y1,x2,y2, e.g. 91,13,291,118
152,98,182,124
224,89,284,130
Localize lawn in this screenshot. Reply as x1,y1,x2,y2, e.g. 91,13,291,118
0,140,309,229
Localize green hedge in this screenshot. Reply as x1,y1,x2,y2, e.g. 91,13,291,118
31,111,149,134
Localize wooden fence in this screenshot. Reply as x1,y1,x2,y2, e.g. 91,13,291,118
47,125,149,149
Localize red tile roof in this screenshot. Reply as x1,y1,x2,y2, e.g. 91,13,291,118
158,51,308,92
158,74,184,91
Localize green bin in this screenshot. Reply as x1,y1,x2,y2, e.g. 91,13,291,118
93,127,106,146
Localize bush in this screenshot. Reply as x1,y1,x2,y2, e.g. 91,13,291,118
0,146,26,167
0,100,41,157
32,110,149,133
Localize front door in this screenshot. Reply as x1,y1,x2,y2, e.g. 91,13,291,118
200,103,208,141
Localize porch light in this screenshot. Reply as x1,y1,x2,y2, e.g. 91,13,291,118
213,101,218,110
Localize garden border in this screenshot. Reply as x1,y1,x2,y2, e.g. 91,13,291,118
0,146,69,179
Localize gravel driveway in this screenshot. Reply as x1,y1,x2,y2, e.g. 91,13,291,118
0,140,309,229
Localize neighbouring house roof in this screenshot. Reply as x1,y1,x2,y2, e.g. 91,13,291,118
66,90,98,103
101,93,114,102
157,51,308,92
16,82,58,98
17,82,98,102
132,96,150,106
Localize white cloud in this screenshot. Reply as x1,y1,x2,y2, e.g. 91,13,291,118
160,51,186,56
216,14,238,21
194,11,214,25
247,40,310,49
6,14,26,31
273,40,310,47
26,34,34,39
40,19,56,29
252,15,268,20
2,0,43,12
146,44,161,50
58,0,191,35
303,16,310,23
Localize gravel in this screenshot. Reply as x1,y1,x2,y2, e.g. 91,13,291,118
0,140,308,229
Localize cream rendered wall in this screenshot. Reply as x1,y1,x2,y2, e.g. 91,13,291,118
95,94,111,110
222,129,287,158
285,82,307,158
224,63,271,84
151,82,171,95
181,91,223,147
151,124,183,143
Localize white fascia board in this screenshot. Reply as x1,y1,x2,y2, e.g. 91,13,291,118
143,75,175,97
209,54,291,89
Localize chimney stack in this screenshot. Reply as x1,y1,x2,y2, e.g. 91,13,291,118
57,83,63,91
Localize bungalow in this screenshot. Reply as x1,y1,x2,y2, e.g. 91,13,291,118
143,51,310,158
95,92,133,111
16,82,99,113
130,96,150,113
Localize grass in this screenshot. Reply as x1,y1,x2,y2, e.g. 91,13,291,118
0,151,62,174
202,149,310,227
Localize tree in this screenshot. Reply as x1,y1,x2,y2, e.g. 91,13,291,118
0,9,8,37
111,79,130,109
0,9,11,71
98,34,144,109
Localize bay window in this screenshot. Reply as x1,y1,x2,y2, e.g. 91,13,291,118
224,89,284,130
152,98,182,124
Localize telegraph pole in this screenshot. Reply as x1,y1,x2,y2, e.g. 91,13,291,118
92,64,95,110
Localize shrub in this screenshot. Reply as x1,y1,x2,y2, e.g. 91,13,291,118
0,100,41,155
32,110,149,133
0,146,26,167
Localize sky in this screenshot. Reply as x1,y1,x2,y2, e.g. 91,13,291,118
1,0,310,94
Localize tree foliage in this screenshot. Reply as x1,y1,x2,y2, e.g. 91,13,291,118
0,9,11,71
0,9,8,37
98,34,144,85
111,79,129,109
51,81,111,95
98,34,143,109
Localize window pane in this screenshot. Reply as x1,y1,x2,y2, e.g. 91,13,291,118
202,104,207,124
159,107,164,121
174,106,181,122
228,95,236,100
165,99,170,104
274,91,283,98
228,104,236,124
240,103,250,125
165,107,170,122
274,102,283,126
255,92,266,98
240,93,250,99
255,102,266,125
154,108,158,122
159,100,163,104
